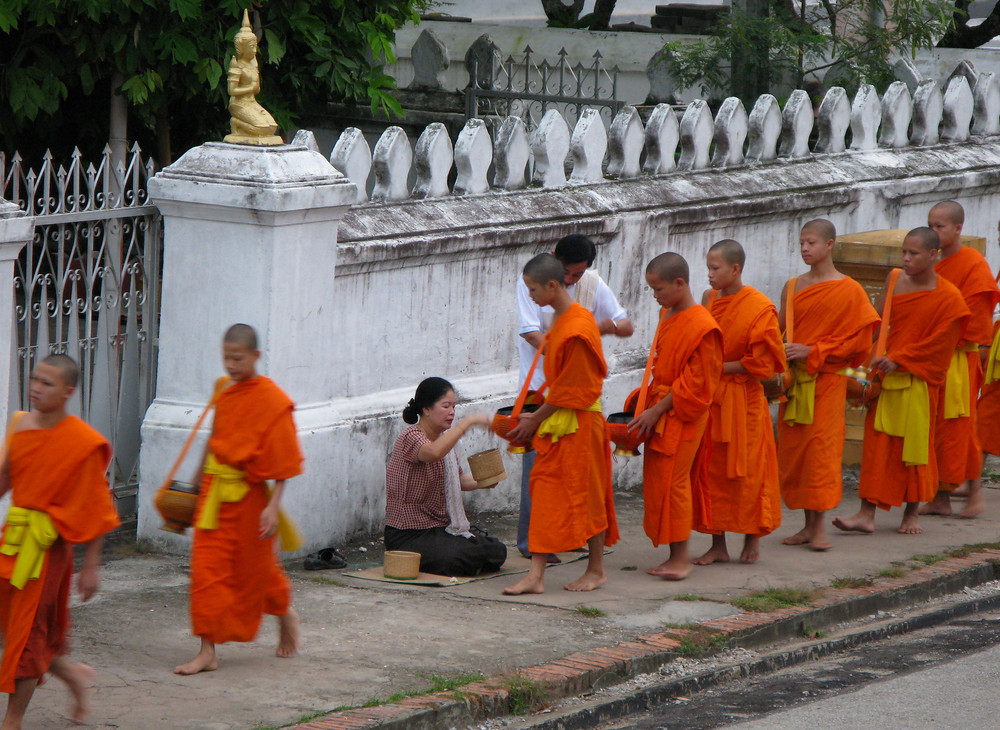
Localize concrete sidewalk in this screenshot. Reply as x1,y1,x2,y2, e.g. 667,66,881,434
21,465,1000,730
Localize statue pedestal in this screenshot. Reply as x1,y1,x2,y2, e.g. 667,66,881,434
140,141,357,551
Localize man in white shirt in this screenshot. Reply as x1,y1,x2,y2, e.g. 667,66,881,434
515,234,634,558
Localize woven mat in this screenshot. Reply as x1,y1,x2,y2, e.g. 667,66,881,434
342,551,596,587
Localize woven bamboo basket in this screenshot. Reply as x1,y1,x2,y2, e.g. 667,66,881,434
467,448,507,487
383,550,421,580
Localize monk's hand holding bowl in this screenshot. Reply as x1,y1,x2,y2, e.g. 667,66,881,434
784,342,812,361
506,411,540,443
870,355,899,373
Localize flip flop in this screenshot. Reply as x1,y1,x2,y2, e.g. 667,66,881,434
304,547,347,571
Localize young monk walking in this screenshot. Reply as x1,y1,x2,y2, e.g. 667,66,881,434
174,324,303,675
629,253,722,580
693,240,785,565
778,219,880,551
503,254,618,595
979,318,1000,462
834,228,970,536
920,201,1000,519
0,354,120,729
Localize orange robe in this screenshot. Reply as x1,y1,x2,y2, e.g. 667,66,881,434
191,376,303,644
642,306,723,546
859,277,969,509
0,416,119,693
934,246,1000,483
778,278,879,511
529,303,618,553
980,320,1000,457
696,287,785,536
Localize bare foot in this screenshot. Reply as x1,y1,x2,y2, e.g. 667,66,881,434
503,576,545,595
692,545,730,565
832,514,875,534
49,660,93,725
739,536,760,564
919,493,953,516
781,528,811,546
952,485,970,498
959,486,984,519
648,559,692,581
897,515,923,534
173,647,218,675
809,538,832,551
276,608,300,658
564,568,606,592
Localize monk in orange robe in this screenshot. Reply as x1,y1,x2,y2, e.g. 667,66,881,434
693,240,785,566
629,252,722,580
778,219,880,551
503,254,618,596
979,320,1000,458
0,354,120,729
835,228,970,536
921,201,1000,518
174,324,303,675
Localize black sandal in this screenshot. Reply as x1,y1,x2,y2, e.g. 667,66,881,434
304,547,347,571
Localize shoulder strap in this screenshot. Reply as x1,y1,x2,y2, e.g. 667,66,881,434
0,411,26,471
512,337,547,419
784,277,797,343
159,376,231,489
635,310,667,414
868,268,901,364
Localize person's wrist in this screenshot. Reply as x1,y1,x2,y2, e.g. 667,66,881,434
611,320,618,334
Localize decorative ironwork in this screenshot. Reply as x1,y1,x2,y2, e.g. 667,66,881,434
465,43,623,132
4,144,162,525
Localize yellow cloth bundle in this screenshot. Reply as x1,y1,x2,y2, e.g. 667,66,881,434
0,507,57,589
783,364,816,425
942,344,977,419
984,328,1000,386
197,454,302,551
536,400,602,444
873,371,930,466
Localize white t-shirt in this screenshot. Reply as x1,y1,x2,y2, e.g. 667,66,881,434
516,270,628,389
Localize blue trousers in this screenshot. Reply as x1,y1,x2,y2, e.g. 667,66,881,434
516,450,536,557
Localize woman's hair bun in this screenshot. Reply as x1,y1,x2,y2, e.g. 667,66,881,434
402,398,419,424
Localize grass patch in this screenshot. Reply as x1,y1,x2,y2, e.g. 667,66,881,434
730,587,814,613
830,576,874,589
800,625,827,639
620,565,638,571
358,672,484,709
503,675,549,715
673,593,704,602
663,624,727,657
911,553,947,566
946,541,1000,559
309,575,346,587
877,568,907,579
575,605,607,618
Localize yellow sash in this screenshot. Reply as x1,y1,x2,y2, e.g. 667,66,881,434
873,371,930,466
197,454,302,551
984,327,1000,386
783,364,816,425
943,344,977,419
536,400,603,444
0,507,58,589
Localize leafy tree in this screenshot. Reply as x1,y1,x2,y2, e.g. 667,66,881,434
663,0,959,104
542,0,618,30
939,0,1000,48
0,0,428,164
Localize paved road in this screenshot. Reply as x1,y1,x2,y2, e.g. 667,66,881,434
600,611,1000,729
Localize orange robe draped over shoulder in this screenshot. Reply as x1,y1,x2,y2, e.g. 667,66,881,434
696,287,785,536
934,246,1000,483
778,277,879,511
980,320,1000,457
0,417,119,693
859,276,969,509
643,306,722,546
528,302,618,554
191,376,303,644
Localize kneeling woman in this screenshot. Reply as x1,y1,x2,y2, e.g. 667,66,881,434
385,377,508,576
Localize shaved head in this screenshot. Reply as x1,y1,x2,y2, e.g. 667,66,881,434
708,239,745,268
930,200,964,225
523,253,566,286
40,353,79,387
802,219,836,242
224,323,258,350
646,252,689,283
904,226,939,252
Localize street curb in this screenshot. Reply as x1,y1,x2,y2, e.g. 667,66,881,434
291,549,1000,730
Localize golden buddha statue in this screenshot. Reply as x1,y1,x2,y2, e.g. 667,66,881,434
223,9,283,145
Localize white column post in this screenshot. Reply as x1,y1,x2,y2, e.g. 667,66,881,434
140,142,357,549
0,203,33,432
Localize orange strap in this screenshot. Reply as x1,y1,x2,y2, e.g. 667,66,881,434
0,411,26,471
869,268,900,364
784,277,797,344
634,310,667,413
512,336,548,419
159,376,230,490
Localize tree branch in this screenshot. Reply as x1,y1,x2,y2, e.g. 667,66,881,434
939,0,1000,48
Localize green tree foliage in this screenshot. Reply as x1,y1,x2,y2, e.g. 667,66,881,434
0,0,428,163
663,0,958,104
